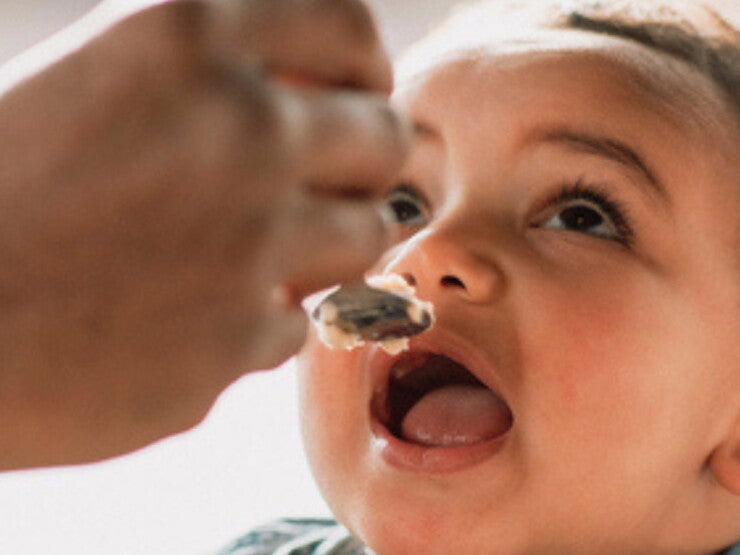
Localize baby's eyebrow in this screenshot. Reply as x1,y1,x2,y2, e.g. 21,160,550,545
531,127,671,206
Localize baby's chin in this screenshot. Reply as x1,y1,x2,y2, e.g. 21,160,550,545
295,343,515,553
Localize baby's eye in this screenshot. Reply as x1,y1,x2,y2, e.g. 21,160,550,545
537,183,634,246
542,199,618,238
380,184,430,227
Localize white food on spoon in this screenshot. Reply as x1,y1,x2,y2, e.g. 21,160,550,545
310,274,435,354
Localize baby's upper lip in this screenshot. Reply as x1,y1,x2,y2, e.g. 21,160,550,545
368,325,510,412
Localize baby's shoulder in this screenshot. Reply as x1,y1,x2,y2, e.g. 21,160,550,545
215,517,366,555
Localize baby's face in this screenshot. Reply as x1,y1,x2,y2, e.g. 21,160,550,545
297,25,740,555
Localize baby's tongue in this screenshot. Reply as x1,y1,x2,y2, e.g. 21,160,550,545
400,384,511,447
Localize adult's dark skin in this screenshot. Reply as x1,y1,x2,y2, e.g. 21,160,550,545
0,0,410,470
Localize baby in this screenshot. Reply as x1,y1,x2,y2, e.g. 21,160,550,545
222,0,740,553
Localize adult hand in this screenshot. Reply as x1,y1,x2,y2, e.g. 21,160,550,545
0,0,409,469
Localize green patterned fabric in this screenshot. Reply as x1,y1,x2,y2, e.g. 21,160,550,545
216,518,367,555
217,519,738,554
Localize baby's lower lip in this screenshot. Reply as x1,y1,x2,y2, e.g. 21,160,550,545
364,334,513,473
369,408,510,474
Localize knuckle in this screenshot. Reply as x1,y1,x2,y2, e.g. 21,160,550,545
236,69,283,133
109,0,211,72
215,65,288,144
315,0,378,45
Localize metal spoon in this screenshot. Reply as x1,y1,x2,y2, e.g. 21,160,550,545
311,283,433,341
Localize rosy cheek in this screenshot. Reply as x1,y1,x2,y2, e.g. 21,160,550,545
299,330,364,391
514,290,649,460
297,333,371,511
297,330,368,441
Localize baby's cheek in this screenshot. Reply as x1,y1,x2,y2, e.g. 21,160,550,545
522,287,706,523
297,329,366,408
297,333,369,506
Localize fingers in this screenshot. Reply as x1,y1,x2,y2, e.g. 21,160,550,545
280,85,413,198
215,0,393,92
89,0,392,93
261,192,391,308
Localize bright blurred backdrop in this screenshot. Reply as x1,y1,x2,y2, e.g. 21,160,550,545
0,1,459,554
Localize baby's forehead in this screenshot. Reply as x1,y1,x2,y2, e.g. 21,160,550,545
397,28,734,137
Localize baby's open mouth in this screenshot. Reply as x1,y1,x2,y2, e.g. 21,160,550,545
373,351,513,447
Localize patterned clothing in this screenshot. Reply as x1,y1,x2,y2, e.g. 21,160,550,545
216,518,367,555
217,519,739,555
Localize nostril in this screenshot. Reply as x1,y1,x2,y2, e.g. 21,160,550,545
440,275,465,289
402,273,417,286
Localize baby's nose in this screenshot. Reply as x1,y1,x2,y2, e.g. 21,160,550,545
381,227,505,305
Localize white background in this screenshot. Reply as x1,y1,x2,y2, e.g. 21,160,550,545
0,1,459,554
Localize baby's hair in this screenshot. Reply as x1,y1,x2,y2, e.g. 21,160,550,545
425,0,740,112
556,1,740,111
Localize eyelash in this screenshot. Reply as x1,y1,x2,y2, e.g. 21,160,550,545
380,183,430,227
539,179,635,247
382,178,636,247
